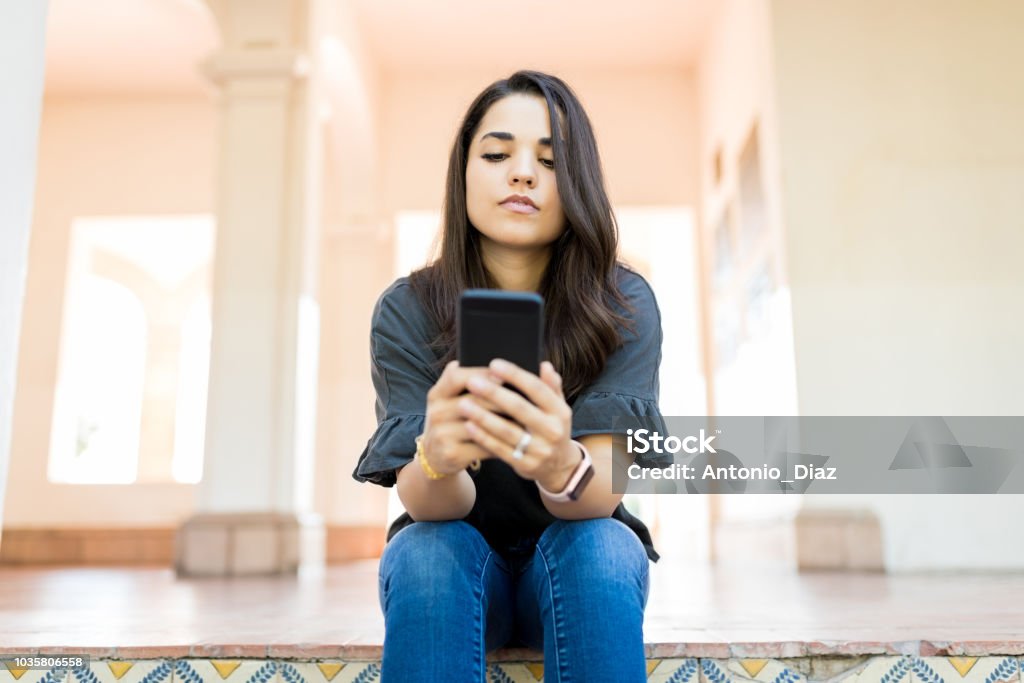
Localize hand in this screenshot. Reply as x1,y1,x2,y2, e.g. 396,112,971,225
421,361,497,476
459,359,581,491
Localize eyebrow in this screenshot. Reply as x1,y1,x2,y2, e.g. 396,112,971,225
480,131,552,147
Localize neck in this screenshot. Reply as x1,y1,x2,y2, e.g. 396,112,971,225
479,239,551,292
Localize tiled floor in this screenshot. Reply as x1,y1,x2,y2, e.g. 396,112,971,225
1,560,1023,682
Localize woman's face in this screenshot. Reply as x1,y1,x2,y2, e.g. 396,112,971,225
465,94,567,252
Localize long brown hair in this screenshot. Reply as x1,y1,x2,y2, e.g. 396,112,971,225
410,70,631,402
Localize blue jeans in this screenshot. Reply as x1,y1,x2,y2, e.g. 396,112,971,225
378,518,650,682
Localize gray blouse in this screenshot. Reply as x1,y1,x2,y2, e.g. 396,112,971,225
353,264,668,562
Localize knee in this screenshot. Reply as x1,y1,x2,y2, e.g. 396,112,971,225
538,518,648,593
379,521,489,598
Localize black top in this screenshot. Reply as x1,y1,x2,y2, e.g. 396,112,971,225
352,264,668,563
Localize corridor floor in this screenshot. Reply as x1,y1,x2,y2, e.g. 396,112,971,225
1,560,1022,658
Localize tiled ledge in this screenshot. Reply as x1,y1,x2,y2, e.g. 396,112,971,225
6,641,1024,659
0,655,1022,683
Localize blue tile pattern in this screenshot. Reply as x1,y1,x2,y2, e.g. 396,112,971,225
140,663,173,683
6,656,1023,683
666,659,699,683
702,659,730,683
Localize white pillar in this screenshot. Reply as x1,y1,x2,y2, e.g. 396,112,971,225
0,2,49,549
175,0,325,576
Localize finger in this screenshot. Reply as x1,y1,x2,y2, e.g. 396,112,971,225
488,359,563,413
449,440,491,463
464,420,534,468
465,375,558,440
428,360,463,400
466,374,569,444
424,424,491,471
424,442,491,475
457,395,528,448
430,364,497,401
431,395,500,423
434,420,492,445
540,361,564,398
455,386,503,414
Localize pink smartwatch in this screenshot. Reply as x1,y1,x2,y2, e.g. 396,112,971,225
537,440,595,502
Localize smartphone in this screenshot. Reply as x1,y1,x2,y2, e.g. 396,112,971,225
457,290,544,377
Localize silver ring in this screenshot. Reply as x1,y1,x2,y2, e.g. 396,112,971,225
511,431,532,460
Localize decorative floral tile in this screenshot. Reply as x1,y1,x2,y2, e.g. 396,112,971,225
647,658,700,682
733,659,804,682
19,656,1018,683
700,659,733,683
70,662,172,683
171,661,276,683
0,667,69,683
912,656,1020,683
696,659,805,683
303,663,380,683
272,663,379,683
270,663,337,683
486,663,543,682
830,656,911,683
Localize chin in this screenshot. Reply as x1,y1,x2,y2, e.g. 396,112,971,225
474,216,563,249
482,230,552,249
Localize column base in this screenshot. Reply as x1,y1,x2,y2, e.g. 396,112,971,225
175,511,324,577
795,508,884,571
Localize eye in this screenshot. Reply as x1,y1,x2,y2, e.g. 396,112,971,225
540,158,555,169
482,153,508,162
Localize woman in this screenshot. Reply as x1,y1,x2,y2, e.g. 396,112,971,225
354,70,665,682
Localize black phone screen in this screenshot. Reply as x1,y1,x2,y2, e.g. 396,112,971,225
457,290,544,374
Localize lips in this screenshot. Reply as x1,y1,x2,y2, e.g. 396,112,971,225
499,194,539,214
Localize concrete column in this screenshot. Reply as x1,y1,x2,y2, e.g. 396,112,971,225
175,0,325,576
0,2,49,548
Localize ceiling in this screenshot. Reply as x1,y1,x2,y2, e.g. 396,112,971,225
43,0,717,94
44,0,219,94
350,0,717,71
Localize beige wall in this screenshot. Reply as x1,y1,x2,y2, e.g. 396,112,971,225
380,68,698,213
697,0,783,252
5,94,215,526
772,0,1024,569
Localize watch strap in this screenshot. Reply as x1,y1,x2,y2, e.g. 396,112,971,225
537,440,594,503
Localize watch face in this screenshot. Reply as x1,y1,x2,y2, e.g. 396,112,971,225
567,463,596,501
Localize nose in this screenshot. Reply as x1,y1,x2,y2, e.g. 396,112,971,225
508,154,536,188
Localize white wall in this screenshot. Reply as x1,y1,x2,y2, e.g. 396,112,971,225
0,2,50,539
771,0,1024,569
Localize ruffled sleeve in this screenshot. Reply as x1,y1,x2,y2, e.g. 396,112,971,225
570,268,671,466
352,279,441,487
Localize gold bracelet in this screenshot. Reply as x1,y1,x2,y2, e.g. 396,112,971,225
416,435,448,480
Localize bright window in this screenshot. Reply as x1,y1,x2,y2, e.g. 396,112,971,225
48,275,147,484
48,215,214,484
